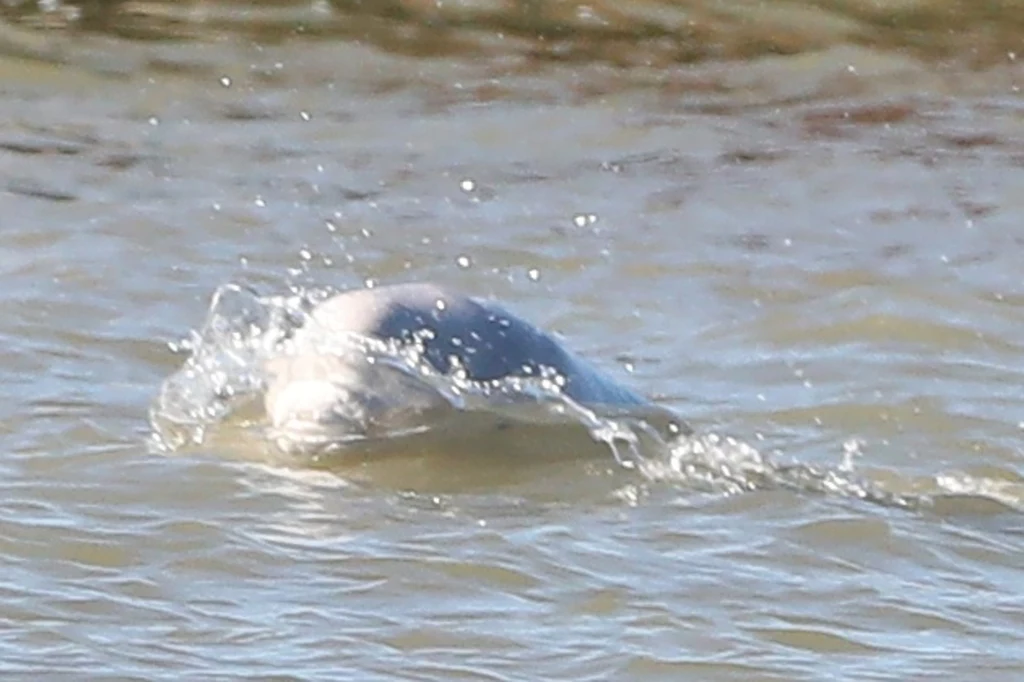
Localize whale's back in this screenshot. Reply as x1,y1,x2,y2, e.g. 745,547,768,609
293,283,582,384
265,283,653,452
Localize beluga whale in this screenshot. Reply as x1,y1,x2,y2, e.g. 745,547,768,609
263,282,685,454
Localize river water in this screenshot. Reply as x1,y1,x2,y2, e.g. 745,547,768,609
1,1,1022,679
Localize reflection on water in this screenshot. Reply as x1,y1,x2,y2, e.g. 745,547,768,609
0,0,1022,679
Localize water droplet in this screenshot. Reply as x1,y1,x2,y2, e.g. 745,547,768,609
840,439,863,472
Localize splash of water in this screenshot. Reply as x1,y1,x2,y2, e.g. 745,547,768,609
150,283,312,451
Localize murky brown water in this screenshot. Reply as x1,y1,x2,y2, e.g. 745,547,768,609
1,1,1022,679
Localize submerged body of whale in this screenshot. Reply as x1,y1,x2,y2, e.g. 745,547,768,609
264,283,674,453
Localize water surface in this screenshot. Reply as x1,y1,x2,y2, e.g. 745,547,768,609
1,2,1022,679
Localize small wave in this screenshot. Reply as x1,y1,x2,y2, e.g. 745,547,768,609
645,435,1024,514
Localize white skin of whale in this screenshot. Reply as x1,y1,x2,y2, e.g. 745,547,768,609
264,283,653,451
